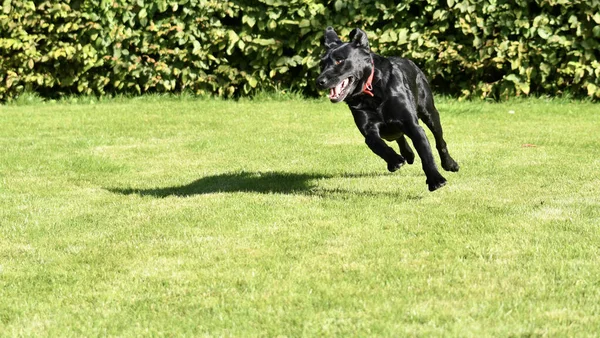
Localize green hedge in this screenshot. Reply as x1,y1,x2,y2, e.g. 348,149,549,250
1,0,600,101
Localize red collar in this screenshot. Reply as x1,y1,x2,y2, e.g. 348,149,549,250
361,58,375,97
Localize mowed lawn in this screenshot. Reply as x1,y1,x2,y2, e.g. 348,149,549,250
1,96,599,336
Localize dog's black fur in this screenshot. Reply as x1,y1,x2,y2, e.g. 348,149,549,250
316,27,459,191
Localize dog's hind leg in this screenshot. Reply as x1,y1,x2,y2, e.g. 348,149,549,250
417,91,459,172
396,134,415,165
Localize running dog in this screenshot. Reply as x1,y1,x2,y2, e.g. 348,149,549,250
316,27,459,191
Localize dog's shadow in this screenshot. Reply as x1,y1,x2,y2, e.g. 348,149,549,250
108,171,390,198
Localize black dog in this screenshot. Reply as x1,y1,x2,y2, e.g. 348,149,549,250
316,27,459,191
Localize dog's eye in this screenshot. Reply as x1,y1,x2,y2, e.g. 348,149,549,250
335,59,345,65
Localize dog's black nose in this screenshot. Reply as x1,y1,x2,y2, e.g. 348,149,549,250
316,77,327,89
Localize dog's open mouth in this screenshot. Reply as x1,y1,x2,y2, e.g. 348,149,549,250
329,77,353,102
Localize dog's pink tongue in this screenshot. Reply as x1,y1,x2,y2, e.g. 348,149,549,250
329,87,336,98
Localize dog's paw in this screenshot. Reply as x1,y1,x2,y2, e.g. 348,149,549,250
442,159,460,172
427,176,447,192
387,157,406,172
399,147,415,164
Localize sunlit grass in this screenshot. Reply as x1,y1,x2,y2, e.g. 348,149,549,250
1,96,599,336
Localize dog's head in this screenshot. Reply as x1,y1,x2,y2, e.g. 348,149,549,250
316,27,372,103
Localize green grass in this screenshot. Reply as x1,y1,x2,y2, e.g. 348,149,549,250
1,95,599,336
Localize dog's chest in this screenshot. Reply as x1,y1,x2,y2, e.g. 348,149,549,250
348,100,405,141
348,100,399,124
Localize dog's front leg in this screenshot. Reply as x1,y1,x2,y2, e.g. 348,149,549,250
364,130,406,172
403,121,447,191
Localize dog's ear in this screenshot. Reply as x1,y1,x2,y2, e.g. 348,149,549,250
323,26,342,49
349,28,370,50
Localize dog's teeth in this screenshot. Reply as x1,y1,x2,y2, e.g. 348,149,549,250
329,79,350,100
